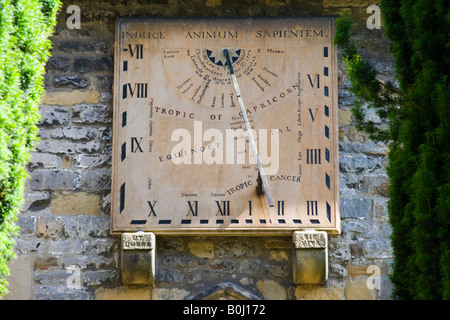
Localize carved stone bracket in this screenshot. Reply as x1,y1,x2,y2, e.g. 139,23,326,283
121,232,156,285
292,230,328,284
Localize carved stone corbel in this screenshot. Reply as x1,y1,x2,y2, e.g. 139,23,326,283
293,230,328,284
121,232,156,285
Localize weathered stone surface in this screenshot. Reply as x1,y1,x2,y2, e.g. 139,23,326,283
121,232,155,285
46,56,69,72
49,192,101,215
35,141,76,154
21,191,50,212
323,0,372,7
95,286,152,300
338,108,353,126
293,231,327,248
340,198,373,219
42,88,100,105
51,127,98,140
74,154,110,168
295,283,344,300
53,75,90,88
257,280,286,300
4,256,32,300
73,57,112,73
152,288,190,300
29,153,59,169
48,239,84,255
7,0,394,301
36,216,63,238
339,155,382,173
293,231,328,285
122,232,155,250
347,265,374,277
188,241,214,258
81,169,111,191
34,256,59,270
76,141,102,153
38,106,69,125
345,279,377,300
57,40,110,54
31,169,81,191
72,104,111,123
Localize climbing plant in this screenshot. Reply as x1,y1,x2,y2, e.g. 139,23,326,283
335,1,450,299
0,0,61,298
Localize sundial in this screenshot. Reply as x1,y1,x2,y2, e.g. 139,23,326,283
111,17,340,235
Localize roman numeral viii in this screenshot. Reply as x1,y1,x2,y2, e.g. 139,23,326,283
122,83,148,99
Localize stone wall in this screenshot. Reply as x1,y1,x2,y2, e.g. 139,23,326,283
5,0,394,300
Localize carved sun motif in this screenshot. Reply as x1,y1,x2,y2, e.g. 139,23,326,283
206,48,241,66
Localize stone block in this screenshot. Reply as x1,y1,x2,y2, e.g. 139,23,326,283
338,108,353,126
53,75,90,89
57,40,110,54
38,106,69,125
266,0,290,5
48,239,84,255
188,241,214,258
50,192,101,215
52,127,98,140
46,56,69,72
76,141,102,154
265,239,291,249
293,231,328,284
347,265,373,277
72,103,111,123
152,288,190,300
30,169,81,191
36,216,63,238
96,75,114,90
34,256,59,270
73,57,112,73
74,154,110,168
29,153,59,169
206,0,221,6
323,0,373,7
35,141,76,154
17,215,37,235
42,88,100,105
81,169,111,191
63,216,110,238
95,286,152,300
21,191,50,212
256,280,286,300
295,283,344,300
339,155,382,174
4,255,32,300
340,198,373,219
121,232,156,285
345,279,377,300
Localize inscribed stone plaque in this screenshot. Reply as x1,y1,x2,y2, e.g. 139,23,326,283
122,232,155,250
111,17,340,235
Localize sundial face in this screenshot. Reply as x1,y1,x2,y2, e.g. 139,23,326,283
111,17,340,235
